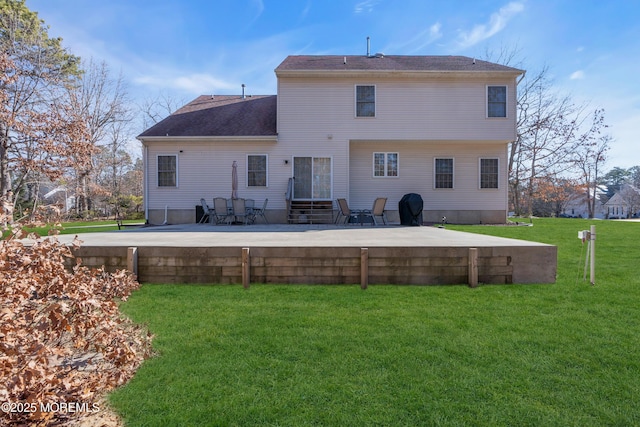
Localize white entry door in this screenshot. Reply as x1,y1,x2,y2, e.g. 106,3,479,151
293,157,332,200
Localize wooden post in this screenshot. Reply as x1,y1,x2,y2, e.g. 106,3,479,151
242,247,250,288
127,247,138,278
468,247,478,287
361,247,368,289
590,225,596,285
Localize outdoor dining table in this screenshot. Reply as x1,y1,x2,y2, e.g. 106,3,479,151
220,198,256,224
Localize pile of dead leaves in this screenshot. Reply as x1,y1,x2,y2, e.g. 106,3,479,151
0,231,153,426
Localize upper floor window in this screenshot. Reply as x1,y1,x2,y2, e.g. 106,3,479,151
487,86,507,118
434,158,454,189
157,155,177,187
356,85,375,117
247,154,267,187
373,152,398,177
480,158,499,189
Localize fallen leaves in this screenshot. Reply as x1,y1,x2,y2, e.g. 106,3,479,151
1,231,153,425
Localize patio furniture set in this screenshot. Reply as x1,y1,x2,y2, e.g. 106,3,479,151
335,197,388,226
200,196,389,225
199,197,268,225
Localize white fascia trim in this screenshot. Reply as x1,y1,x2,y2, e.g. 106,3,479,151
137,135,278,143
276,70,524,79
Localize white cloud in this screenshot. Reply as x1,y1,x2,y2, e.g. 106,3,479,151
248,0,265,25
456,1,525,49
430,23,443,40
134,73,236,95
300,0,312,20
414,22,444,51
570,70,585,80
387,22,443,54
354,0,382,14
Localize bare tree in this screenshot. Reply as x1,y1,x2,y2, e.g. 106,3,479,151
484,46,611,217
139,91,185,129
510,65,594,216
62,59,131,217
93,119,135,218
572,109,610,218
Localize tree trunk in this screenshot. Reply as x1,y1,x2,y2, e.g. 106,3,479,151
0,127,14,224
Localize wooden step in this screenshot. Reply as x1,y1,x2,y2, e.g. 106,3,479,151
288,200,334,224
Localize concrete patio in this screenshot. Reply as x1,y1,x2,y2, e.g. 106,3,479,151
54,223,557,286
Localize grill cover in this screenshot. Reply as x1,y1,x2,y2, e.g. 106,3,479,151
398,193,423,226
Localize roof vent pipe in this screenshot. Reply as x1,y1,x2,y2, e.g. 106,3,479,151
241,83,246,99
367,36,370,57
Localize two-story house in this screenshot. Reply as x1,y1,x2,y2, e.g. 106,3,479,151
604,184,640,219
138,54,524,224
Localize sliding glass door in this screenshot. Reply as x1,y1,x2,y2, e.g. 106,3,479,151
293,157,332,200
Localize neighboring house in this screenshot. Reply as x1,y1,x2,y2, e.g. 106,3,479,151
138,55,524,224
560,191,606,219
604,184,640,218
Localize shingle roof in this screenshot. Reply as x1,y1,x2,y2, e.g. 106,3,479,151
140,56,522,139
138,95,277,138
276,55,524,74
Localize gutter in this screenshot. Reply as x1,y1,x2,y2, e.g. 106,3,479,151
275,69,526,79
516,70,527,85
137,135,278,143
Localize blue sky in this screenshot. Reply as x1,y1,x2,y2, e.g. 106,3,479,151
27,0,640,169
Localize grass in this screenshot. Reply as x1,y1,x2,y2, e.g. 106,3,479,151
3,219,144,238
109,219,640,426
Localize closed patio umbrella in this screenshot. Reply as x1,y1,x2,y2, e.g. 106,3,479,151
231,160,238,199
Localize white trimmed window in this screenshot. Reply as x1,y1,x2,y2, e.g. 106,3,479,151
434,158,454,189
356,85,375,117
480,158,499,189
247,154,268,187
487,86,507,118
157,155,177,187
373,152,398,177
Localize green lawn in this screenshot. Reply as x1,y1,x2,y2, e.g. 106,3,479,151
3,219,144,238
109,219,640,426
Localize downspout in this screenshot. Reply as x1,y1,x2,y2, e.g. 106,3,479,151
142,140,149,223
